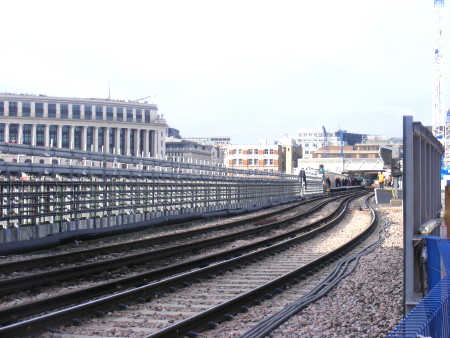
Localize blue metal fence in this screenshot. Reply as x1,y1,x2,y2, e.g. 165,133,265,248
388,274,450,337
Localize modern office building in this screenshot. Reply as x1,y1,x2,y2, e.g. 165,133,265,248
295,128,368,159
0,93,168,158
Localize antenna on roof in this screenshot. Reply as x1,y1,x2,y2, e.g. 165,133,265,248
108,81,111,100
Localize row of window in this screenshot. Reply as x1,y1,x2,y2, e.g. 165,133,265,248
231,159,275,165
298,132,333,137
0,102,154,123
0,124,157,155
229,149,276,155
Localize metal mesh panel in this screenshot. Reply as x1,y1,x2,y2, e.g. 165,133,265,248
388,274,450,337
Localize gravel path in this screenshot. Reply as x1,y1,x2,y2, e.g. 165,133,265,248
266,203,403,338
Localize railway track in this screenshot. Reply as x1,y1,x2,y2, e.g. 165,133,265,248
0,191,372,337
0,193,357,296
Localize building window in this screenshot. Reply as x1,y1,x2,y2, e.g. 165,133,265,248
49,125,57,147
62,126,70,148
139,129,145,155
0,102,4,116
120,128,126,155
47,104,56,118
9,124,18,142
270,149,274,154
270,159,274,165
98,127,105,152
8,102,18,116
72,105,81,119
60,104,69,119
86,127,94,151
84,105,92,120
254,149,258,154
264,149,268,154
264,159,268,165
107,107,113,121
136,109,142,123
23,124,32,145
96,106,103,120
248,149,253,155
74,126,82,150
36,125,45,146
127,109,133,122
109,128,115,153
130,129,135,155
0,124,4,142
248,159,253,165
145,110,151,123
117,108,123,122
239,159,243,165
22,103,31,117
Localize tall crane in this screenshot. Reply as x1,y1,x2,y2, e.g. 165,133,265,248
433,0,448,162
322,126,329,158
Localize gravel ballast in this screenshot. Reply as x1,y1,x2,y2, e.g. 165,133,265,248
267,204,404,337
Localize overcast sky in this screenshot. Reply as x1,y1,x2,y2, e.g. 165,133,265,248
0,0,444,144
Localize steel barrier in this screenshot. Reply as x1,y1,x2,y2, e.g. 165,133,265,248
403,116,445,315
0,162,324,243
388,273,450,337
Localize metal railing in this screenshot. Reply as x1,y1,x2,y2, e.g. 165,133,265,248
0,161,324,243
388,273,450,337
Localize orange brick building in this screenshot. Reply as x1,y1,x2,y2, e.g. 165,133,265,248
225,144,283,173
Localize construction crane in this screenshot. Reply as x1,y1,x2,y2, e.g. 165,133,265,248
132,96,152,102
322,126,329,158
433,0,448,162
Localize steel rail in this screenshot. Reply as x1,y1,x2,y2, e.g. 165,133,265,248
0,193,361,296
147,194,377,337
240,195,380,338
0,193,367,336
0,195,325,273
0,192,365,326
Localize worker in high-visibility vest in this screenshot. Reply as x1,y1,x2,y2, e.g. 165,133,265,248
378,172,385,189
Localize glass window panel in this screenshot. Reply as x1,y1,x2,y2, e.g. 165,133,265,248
62,126,70,148
136,109,142,123
9,102,18,116
84,105,92,120
96,106,103,120
23,124,32,145
72,105,80,119
127,108,133,122
47,104,56,118
36,125,45,146
60,104,69,119
22,102,31,117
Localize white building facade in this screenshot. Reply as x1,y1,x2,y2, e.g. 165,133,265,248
295,128,341,160
0,94,168,158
